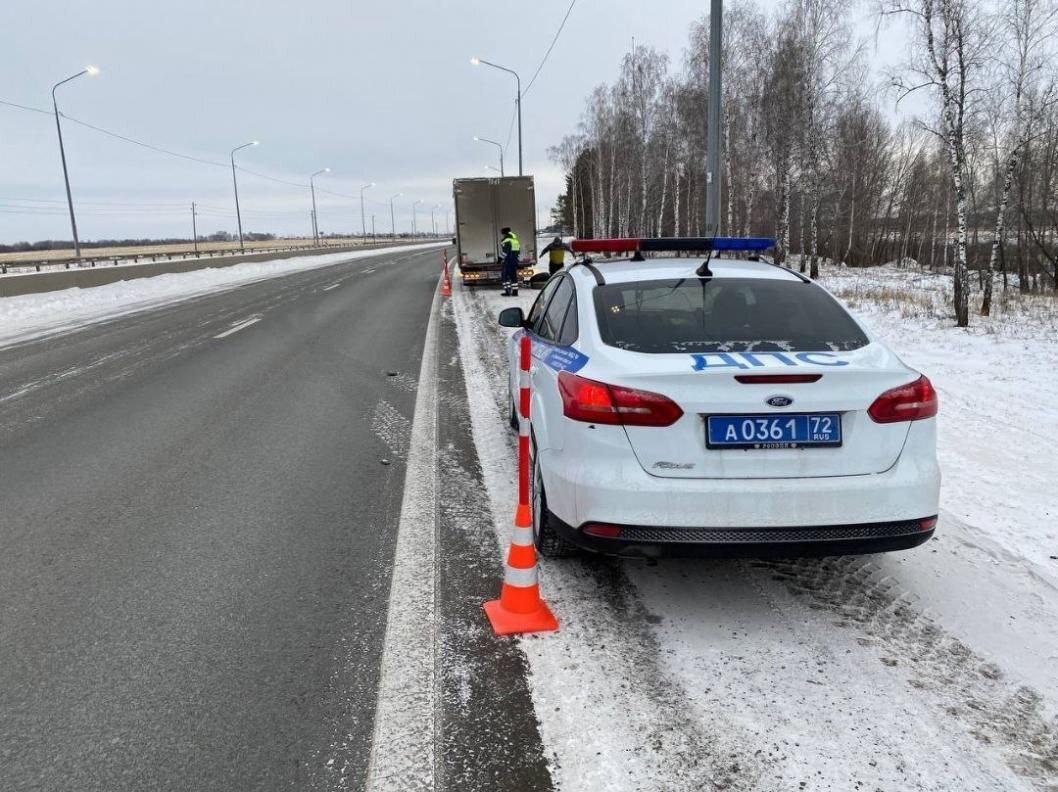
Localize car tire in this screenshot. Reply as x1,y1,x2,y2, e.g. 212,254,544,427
531,440,577,558
508,385,519,432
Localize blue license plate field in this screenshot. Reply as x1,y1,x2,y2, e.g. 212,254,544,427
706,413,842,449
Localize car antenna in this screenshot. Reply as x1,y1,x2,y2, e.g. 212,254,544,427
696,238,715,278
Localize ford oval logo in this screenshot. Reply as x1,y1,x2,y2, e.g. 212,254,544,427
766,395,794,408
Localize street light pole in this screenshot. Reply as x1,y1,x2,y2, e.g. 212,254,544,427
431,204,439,236
230,140,259,253
310,168,329,246
473,136,504,177
412,199,423,236
52,65,99,266
360,182,374,241
471,58,522,176
705,0,723,235
389,193,402,237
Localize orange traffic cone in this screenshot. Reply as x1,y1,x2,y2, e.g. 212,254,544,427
440,253,452,297
484,508,558,636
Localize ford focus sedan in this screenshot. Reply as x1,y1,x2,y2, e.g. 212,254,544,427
498,237,940,558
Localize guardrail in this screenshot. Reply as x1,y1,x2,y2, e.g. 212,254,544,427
0,238,447,299
0,238,439,275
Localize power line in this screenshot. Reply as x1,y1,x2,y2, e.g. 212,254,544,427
522,0,579,98
0,98,51,115
0,96,402,223
503,103,518,155
60,115,230,168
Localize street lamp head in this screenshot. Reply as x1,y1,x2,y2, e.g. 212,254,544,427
324,167,330,173
251,140,260,146
85,65,100,77
470,57,480,66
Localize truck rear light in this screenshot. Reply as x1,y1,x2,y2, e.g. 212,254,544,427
558,371,683,427
735,374,822,384
582,522,623,538
868,375,938,423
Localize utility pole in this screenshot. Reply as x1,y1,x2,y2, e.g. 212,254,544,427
705,0,723,236
371,215,376,245
191,202,198,255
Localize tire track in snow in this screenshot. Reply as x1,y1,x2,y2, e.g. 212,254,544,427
756,555,1058,787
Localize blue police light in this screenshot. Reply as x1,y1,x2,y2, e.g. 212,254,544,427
571,237,775,254
638,237,775,252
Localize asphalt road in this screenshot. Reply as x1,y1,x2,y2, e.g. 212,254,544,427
0,246,550,791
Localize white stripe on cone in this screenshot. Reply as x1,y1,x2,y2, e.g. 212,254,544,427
504,564,539,588
511,526,534,547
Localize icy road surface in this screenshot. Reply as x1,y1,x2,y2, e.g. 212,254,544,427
452,263,1058,791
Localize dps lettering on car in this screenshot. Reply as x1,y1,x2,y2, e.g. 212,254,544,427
691,351,852,371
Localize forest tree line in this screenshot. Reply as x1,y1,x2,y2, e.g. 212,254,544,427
548,0,1058,326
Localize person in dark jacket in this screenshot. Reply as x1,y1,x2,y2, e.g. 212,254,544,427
499,226,521,296
540,236,572,275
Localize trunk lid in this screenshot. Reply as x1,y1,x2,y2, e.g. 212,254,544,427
599,345,914,479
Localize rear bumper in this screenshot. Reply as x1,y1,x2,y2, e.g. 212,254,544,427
460,266,535,285
552,516,936,558
538,420,940,557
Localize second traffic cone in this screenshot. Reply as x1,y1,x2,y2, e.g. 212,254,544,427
484,516,558,636
440,254,452,297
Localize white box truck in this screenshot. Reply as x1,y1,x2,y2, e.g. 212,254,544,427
452,176,537,286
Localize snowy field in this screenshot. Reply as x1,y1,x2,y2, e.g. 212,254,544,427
452,261,1058,791
0,242,447,348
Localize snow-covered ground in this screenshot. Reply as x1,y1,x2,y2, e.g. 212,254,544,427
0,242,446,348
452,261,1058,791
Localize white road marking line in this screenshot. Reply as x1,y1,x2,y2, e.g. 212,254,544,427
364,287,440,792
323,282,342,291
213,316,261,339
361,267,376,274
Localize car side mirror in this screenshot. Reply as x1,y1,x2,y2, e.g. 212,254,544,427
498,307,526,328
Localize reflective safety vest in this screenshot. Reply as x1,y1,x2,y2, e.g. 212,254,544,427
505,232,521,253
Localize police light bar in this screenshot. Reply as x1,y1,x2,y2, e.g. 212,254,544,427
570,237,775,254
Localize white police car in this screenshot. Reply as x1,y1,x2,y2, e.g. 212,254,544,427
498,237,940,558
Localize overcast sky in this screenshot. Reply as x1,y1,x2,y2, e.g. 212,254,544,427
1,0,909,244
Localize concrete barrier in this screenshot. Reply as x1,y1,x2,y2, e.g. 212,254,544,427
0,242,413,298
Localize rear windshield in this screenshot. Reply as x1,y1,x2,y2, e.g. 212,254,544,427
593,277,868,354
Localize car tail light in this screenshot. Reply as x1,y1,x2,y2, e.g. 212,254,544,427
919,517,938,531
557,371,683,427
868,375,938,423
582,522,623,538
735,374,822,384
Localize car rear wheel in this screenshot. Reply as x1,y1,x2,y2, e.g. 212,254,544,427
508,384,519,432
531,440,577,558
